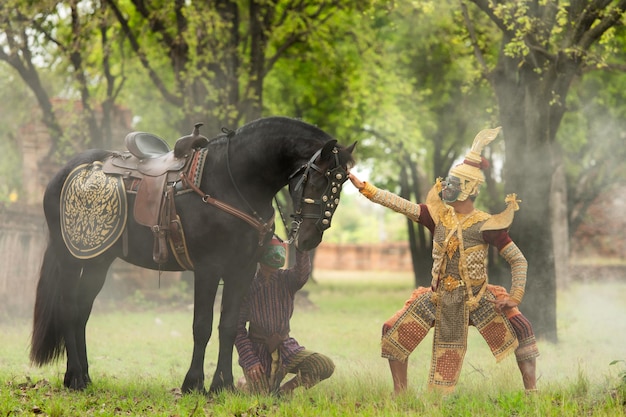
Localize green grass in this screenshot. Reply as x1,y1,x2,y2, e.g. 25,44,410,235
1,271,625,416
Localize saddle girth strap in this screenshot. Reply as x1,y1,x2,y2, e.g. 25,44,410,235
151,184,194,270
181,173,274,245
151,186,171,265
167,185,194,270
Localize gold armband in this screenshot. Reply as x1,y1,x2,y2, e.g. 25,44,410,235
500,242,527,304
360,182,378,199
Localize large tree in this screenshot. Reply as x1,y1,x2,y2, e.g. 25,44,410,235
463,0,626,341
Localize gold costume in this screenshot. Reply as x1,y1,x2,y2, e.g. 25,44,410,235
359,127,538,392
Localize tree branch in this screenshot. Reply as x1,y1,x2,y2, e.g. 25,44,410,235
579,0,626,51
265,1,338,76
460,1,489,75
0,19,63,157
467,0,514,37
104,0,182,106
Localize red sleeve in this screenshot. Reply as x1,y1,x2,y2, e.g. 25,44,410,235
418,204,435,234
482,229,512,251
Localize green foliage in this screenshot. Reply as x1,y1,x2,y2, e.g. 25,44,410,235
263,2,420,148
2,0,624,200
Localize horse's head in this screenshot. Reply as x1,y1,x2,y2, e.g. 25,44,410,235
288,140,356,251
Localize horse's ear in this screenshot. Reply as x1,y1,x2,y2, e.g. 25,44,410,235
346,141,357,154
319,139,338,161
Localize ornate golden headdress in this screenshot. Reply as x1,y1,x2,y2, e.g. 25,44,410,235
448,127,501,201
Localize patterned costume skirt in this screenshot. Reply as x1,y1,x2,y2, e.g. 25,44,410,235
381,285,539,391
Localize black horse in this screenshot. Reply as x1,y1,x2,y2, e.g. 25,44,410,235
30,116,356,393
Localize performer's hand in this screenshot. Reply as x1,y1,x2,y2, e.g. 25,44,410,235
348,172,365,190
246,364,265,382
488,297,518,313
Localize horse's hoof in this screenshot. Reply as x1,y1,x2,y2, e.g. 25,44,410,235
64,375,87,391
181,381,206,395
208,383,235,395
181,386,207,396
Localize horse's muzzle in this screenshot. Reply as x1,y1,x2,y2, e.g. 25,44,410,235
295,234,322,252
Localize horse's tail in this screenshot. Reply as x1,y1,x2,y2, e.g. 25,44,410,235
30,244,66,366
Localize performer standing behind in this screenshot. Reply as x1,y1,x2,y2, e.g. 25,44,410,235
235,236,334,396
348,127,539,394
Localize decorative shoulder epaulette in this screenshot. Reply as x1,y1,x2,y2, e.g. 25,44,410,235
480,194,521,232
425,178,446,224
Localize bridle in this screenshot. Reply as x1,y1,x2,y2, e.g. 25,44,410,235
185,135,347,247
286,146,348,242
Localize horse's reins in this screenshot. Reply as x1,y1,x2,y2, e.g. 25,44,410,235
213,129,310,245
181,174,274,246
182,127,278,246
273,195,301,245
223,128,269,224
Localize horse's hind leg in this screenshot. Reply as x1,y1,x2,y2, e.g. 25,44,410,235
61,258,111,389
72,259,113,386
55,259,86,390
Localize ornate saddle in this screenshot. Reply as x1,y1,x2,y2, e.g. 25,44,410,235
102,123,209,269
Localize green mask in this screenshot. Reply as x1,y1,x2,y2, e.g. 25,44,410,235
260,243,286,268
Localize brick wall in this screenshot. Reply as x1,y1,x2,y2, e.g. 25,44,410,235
0,205,46,317
313,241,413,271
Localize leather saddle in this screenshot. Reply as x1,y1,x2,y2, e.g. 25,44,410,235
102,123,209,269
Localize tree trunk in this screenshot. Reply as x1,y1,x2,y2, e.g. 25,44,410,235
400,153,432,288
550,160,570,290
400,160,421,286
494,58,558,342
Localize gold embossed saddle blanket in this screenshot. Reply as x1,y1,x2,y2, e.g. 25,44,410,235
59,148,208,267
60,161,127,259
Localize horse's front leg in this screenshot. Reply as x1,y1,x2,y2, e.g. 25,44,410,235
209,269,255,393
181,267,221,394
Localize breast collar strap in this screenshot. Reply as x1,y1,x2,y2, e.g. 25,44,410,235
181,173,274,245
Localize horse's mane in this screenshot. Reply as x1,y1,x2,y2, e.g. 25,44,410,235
235,116,321,135
207,116,355,168
205,117,315,143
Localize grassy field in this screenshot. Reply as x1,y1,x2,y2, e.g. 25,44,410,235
1,270,625,416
